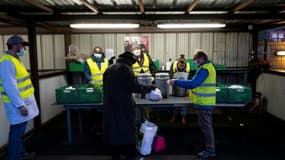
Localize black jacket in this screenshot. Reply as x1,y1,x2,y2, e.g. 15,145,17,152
103,57,152,145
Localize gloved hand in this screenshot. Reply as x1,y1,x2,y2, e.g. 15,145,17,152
150,84,157,90
168,79,176,86
88,81,95,86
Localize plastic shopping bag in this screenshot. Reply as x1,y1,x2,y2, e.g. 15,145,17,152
146,88,163,101
137,121,158,155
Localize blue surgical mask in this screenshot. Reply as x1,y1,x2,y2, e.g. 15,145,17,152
193,60,199,67
93,53,102,59
133,50,141,56
16,48,26,57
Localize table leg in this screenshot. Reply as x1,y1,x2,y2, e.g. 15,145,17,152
67,109,72,145
78,110,83,135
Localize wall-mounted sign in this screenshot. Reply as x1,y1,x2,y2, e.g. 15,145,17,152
270,32,285,42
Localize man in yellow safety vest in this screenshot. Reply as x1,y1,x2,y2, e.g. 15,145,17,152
0,35,39,160
84,47,109,85
169,49,216,159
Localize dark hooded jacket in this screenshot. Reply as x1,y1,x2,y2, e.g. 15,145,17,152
103,53,152,145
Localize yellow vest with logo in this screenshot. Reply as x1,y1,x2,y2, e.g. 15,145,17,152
0,54,34,103
172,61,190,73
132,53,150,77
190,62,216,107
86,58,108,85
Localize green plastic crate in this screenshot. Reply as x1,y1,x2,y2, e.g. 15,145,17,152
228,85,252,104
186,59,197,71
214,64,228,71
68,61,84,72
153,59,160,71
216,83,228,103
78,85,103,103
56,86,80,104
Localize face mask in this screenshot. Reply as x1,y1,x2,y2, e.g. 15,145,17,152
93,53,102,58
133,50,141,56
16,48,26,57
193,60,199,67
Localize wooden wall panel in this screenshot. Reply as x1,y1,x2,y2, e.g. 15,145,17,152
177,33,189,59
153,33,165,64
116,33,125,56
237,32,250,67
213,32,226,65
91,34,105,53
201,32,214,61
54,35,65,69
165,33,177,62
225,32,238,67
189,33,201,59
104,34,116,55
41,35,54,69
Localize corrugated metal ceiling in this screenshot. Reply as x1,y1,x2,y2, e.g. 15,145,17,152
0,0,284,28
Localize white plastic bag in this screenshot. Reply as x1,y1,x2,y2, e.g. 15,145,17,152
137,121,158,155
146,88,163,101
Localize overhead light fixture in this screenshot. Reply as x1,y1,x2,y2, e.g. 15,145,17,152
70,23,139,29
157,23,226,29
277,51,285,56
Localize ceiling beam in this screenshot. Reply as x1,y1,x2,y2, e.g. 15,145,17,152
80,0,99,14
0,15,27,26
138,0,144,14
187,0,199,13
23,0,53,13
233,0,255,12
26,13,285,21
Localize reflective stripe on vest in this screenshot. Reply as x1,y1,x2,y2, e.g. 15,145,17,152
86,58,108,84
0,54,34,103
189,62,216,107
172,61,190,73
132,53,150,77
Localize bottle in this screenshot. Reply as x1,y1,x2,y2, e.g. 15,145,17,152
166,58,172,71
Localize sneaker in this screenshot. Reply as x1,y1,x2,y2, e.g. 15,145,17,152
21,152,36,160
197,150,216,159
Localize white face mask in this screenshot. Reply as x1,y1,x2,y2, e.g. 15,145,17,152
93,53,102,58
133,50,141,56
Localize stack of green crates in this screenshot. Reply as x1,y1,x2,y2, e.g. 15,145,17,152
228,84,252,103
216,83,228,103
78,84,103,103
68,61,84,72
56,86,79,104
56,84,103,104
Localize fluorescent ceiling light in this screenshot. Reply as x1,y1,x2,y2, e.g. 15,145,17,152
145,11,185,15
103,12,141,15
189,11,228,14
70,23,139,29
277,51,285,56
157,23,226,29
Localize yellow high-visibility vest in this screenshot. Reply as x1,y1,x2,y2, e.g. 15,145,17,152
86,58,108,85
172,61,190,73
190,62,216,107
0,54,34,103
132,53,150,77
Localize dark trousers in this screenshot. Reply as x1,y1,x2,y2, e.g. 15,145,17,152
8,121,27,160
111,144,137,160
197,110,215,152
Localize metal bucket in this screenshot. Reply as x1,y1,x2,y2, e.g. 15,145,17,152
155,73,169,98
137,73,153,98
172,72,189,97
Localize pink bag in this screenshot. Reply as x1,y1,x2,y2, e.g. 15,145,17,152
152,135,166,153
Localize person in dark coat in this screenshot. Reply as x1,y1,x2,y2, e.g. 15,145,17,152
103,51,154,160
